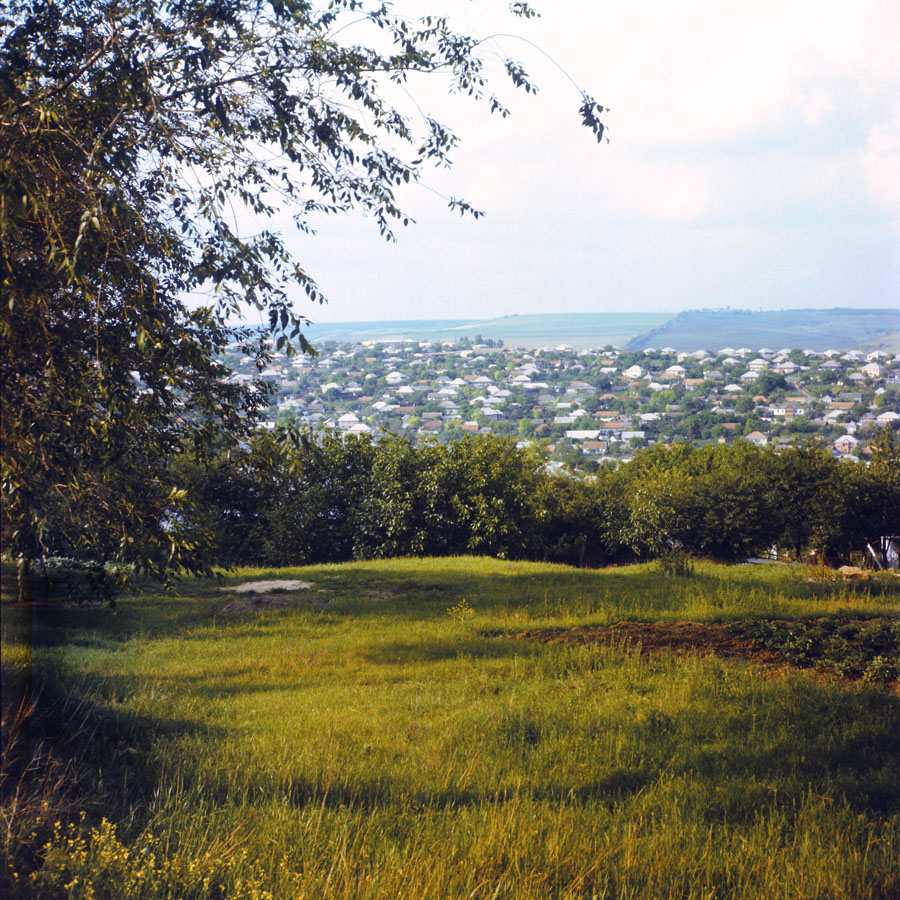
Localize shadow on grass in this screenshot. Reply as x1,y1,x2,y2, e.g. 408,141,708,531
6,560,895,656
3,663,897,864
1,594,229,649
1,661,224,847
182,675,900,823
3,559,898,855
360,634,540,666
681,683,900,818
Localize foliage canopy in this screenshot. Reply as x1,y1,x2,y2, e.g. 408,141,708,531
0,0,607,592
178,432,900,570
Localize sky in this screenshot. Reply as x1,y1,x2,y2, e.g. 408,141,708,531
266,0,900,325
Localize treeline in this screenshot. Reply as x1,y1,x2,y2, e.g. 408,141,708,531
176,429,900,568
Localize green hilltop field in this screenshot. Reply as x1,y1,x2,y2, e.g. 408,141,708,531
300,309,899,352
625,308,900,353
304,313,670,349
3,558,899,899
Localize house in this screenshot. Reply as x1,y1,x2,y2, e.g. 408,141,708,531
834,434,859,455
746,431,768,446
861,362,885,379
772,405,804,419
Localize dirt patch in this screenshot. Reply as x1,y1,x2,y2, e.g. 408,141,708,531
516,619,899,688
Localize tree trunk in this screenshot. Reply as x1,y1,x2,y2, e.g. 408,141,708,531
17,554,35,604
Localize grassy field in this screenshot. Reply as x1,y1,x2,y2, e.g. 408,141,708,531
2,557,899,899
302,313,671,349
625,308,900,352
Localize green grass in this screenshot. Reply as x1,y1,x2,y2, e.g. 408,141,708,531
2,558,899,899
304,312,671,349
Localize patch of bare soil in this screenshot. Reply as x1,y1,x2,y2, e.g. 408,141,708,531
517,619,899,690
518,621,790,668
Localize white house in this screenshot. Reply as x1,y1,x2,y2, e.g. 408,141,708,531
861,362,884,379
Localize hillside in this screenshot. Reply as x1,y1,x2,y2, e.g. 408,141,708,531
3,558,898,899
304,312,671,349
626,308,900,352
855,330,900,355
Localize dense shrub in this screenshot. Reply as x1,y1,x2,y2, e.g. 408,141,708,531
173,429,900,568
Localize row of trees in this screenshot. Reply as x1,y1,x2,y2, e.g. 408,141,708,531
1,0,607,599
174,429,900,569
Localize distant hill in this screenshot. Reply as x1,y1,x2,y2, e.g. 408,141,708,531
853,331,900,354
304,313,670,349
625,308,900,352
296,309,898,351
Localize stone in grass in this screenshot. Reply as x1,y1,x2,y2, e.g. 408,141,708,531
224,580,314,593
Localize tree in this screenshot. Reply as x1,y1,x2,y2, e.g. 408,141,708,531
752,373,790,397
844,426,900,560
677,444,777,561
766,442,844,559
353,433,432,559
0,0,607,595
538,476,617,567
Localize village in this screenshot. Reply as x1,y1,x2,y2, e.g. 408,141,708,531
224,338,900,464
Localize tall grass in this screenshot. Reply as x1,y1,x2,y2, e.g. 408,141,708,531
2,558,898,898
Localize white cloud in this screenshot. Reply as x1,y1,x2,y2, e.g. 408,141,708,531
600,156,710,222
862,119,900,211
266,0,900,321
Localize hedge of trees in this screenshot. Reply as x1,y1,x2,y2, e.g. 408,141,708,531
175,428,900,569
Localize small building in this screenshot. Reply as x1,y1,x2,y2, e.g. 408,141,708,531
833,434,859,455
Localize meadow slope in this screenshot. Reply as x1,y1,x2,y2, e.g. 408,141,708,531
2,558,899,900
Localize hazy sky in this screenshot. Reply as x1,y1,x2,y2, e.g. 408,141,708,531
270,0,900,325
